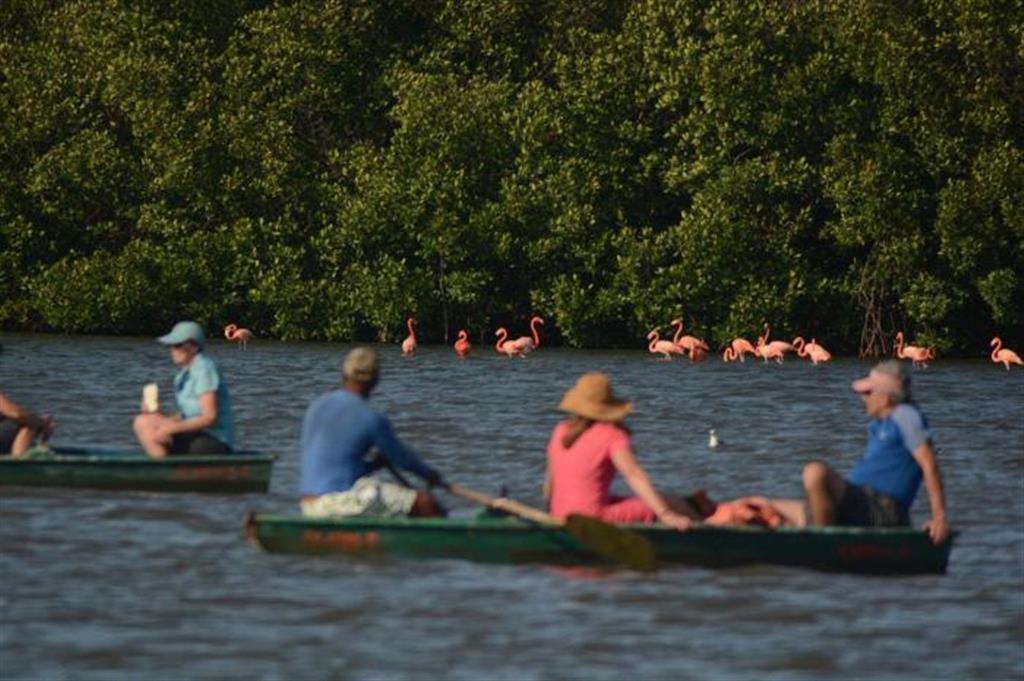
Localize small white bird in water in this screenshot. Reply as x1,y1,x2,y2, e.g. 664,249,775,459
708,428,721,449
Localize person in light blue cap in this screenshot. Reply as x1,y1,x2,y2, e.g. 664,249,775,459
133,321,236,457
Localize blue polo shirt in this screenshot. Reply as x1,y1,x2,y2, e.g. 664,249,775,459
300,389,438,496
846,403,930,509
174,353,235,448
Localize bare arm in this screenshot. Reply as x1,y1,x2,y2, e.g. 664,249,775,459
610,447,690,530
910,441,950,544
0,392,17,420
162,391,218,436
0,392,52,431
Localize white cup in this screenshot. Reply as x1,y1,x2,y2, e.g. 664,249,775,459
142,383,159,413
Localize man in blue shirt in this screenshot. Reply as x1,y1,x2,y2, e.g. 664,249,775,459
300,347,446,518
799,360,950,544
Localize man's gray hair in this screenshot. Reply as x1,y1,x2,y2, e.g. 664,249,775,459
874,359,912,403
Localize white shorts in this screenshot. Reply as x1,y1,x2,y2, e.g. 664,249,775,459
301,476,417,519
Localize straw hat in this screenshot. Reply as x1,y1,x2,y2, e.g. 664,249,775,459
559,372,632,422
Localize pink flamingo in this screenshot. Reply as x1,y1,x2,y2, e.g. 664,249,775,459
494,328,526,358
454,329,472,357
507,315,544,354
807,338,832,364
223,324,254,350
725,337,758,362
792,336,832,364
723,347,740,362
991,337,1023,371
895,331,933,368
648,329,684,360
670,318,710,356
755,324,795,363
401,318,417,356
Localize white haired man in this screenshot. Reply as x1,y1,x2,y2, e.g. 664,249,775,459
774,360,950,544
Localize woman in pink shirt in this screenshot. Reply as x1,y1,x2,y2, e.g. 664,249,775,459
544,373,698,530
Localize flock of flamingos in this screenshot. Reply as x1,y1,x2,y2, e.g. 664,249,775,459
220,318,1024,371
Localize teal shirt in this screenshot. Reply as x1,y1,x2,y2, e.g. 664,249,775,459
174,353,235,448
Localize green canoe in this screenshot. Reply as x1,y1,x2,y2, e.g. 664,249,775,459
245,513,955,575
0,445,275,493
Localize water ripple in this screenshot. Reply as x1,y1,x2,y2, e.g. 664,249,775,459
2,333,1023,680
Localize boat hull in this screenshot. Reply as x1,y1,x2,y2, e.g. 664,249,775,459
245,514,954,575
0,446,275,493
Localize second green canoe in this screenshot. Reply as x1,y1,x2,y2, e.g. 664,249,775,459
0,445,275,493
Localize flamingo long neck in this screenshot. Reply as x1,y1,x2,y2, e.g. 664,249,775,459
530,317,542,346
763,324,771,343
648,331,660,352
458,330,467,343
724,347,735,361
793,336,806,355
671,320,683,345
406,318,416,339
495,328,507,351
895,332,905,356
991,337,1002,361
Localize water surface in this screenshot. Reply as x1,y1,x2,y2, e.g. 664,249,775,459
1,333,1022,680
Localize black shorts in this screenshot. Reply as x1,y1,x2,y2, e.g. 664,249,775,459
836,483,910,527
169,431,231,455
0,416,20,454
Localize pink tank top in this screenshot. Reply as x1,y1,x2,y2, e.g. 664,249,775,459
546,421,630,519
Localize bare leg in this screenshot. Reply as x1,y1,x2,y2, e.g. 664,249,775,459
802,461,846,526
11,425,35,457
769,499,807,527
133,413,170,458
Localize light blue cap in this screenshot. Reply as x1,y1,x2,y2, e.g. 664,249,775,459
157,321,205,347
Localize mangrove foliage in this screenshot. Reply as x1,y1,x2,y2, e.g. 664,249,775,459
1,0,1021,354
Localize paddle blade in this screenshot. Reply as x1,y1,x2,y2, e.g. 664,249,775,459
564,514,657,572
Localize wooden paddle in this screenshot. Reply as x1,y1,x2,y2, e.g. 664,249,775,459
371,452,656,572
444,483,657,573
